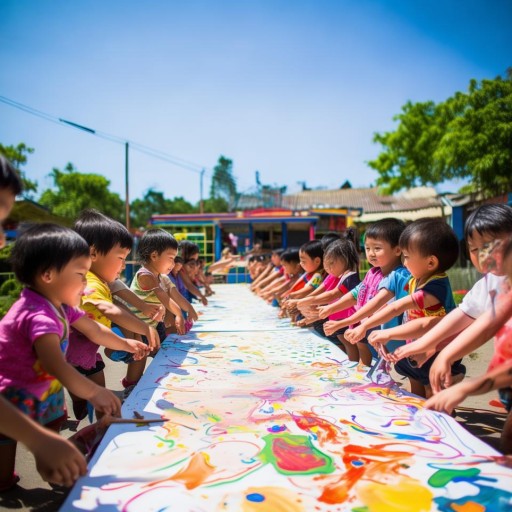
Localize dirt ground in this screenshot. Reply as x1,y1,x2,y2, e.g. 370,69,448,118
0,338,507,512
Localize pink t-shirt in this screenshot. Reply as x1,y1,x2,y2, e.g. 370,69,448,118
0,288,84,400
323,272,360,321
488,286,512,372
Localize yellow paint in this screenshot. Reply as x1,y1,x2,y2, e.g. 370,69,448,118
393,420,410,426
273,403,283,410
357,478,433,512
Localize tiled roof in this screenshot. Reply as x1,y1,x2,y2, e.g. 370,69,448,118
282,187,443,213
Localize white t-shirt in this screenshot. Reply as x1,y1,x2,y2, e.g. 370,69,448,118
459,273,506,319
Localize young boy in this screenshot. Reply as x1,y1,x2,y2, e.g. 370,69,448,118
66,209,159,415
320,218,405,366
361,218,462,398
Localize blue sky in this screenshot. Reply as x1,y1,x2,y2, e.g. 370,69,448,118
1,0,510,204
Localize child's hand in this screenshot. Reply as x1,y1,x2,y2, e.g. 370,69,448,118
200,295,208,306
143,304,164,323
125,338,150,360
175,314,186,335
188,307,199,322
423,382,469,414
317,305,332,320
323,320,340,336
429,355,453,394
89,387,121,417
29,430,87,486
368,329,390,347
344,325,366,344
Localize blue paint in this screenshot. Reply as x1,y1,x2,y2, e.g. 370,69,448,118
246,493,265,503
351,460,364,467
267,424,287,433
231,369,253,375
231,359,243,363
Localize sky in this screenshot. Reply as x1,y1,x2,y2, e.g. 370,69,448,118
1,0,511,204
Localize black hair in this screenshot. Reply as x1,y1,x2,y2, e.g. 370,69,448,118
365,218,406,247
174,256,184,265
271,248,284,256
11,223,90,287
74,209,132,254
280,247,300,264
464,204,512,240
399,218,459,272
324,238,359,273
320,232,341,250
0,155,23,196
300,239,323,261
137,228,178,264
179,240,200,261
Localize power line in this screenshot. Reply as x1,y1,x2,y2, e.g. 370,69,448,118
0,95,211,176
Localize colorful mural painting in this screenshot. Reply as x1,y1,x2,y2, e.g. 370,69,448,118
64,286,512,511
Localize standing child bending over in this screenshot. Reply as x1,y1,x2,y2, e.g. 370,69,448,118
0,224,125,490
362,218,463,398
320,218,405,366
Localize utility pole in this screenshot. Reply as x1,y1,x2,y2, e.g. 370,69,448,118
200,168,205,213
125,142,130,230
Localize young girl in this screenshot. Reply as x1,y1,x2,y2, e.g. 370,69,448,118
179,241,208,305
294,238,360,349
0,224,137,490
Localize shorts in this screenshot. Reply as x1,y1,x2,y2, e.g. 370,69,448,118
0,387,67,443
75,359,106,377
498,387,512,412
395,354,466,387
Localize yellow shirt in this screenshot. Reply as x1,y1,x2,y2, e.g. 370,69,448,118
81,271,113,328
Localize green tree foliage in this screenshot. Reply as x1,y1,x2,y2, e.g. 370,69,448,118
202,197,229,213
369,70,512,197
209,156,237,210
39,163,125,223
0,142,38,196
130,189,196,228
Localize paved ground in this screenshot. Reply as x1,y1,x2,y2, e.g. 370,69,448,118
0,340,507,512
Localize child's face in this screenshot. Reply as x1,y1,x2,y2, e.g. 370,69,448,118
91,244,131,282
271,253,281,266
364,237,401,270
282,260,301,277
51,255,91,307
173,262,183,273
0,188,16,249
401,246,436,280
324,257,346,277
151,248,177,275
467,231,507,275
299,251,321,273
185,260,198,277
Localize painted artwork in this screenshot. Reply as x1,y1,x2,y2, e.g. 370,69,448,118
64,286,512,511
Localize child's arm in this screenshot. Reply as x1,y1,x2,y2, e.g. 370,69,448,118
152,287,186,334
72,316,150,359
34,334,121,416
425,361,512,414
430,292,512,393
113,286,164,323
335,289,396,340
179,269,208,305
388,308,474,363
0,396,87,486
287,283,327,308
169,287,198,321
90,300,160,351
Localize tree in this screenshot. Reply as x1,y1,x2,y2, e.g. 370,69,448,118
209,156,237,210
130,189,196,228
369,70,512,197
0,142,38,197
39,163,125,222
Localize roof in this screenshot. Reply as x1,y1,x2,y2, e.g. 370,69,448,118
282,186,444,213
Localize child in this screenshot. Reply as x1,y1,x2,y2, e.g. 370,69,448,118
0,224,128,490
261,248,302,303
388,204,512,370
320,218,405,366
0,155,21,247
295,237,360,346
110,229,188,388
179,241,208,305
252,249,284,294
363,218,463,398
425,235,512,454
66,210,159,414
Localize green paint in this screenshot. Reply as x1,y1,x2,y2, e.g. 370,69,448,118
428,467,481,488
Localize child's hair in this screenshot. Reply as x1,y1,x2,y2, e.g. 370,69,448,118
272,248,284,256
399,218,459,272
137,228,178,264
0,155,23,196
365,218,406,247
300,239,323,261
74,209,132,254
179,240,200,261
464,204,512,240
280,247,300,264
320,232,341,250
324,238,359,273
174,256,184,265
11,223,90,287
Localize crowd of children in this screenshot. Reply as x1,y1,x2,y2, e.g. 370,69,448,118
1,150,511,491
252,206,512,457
